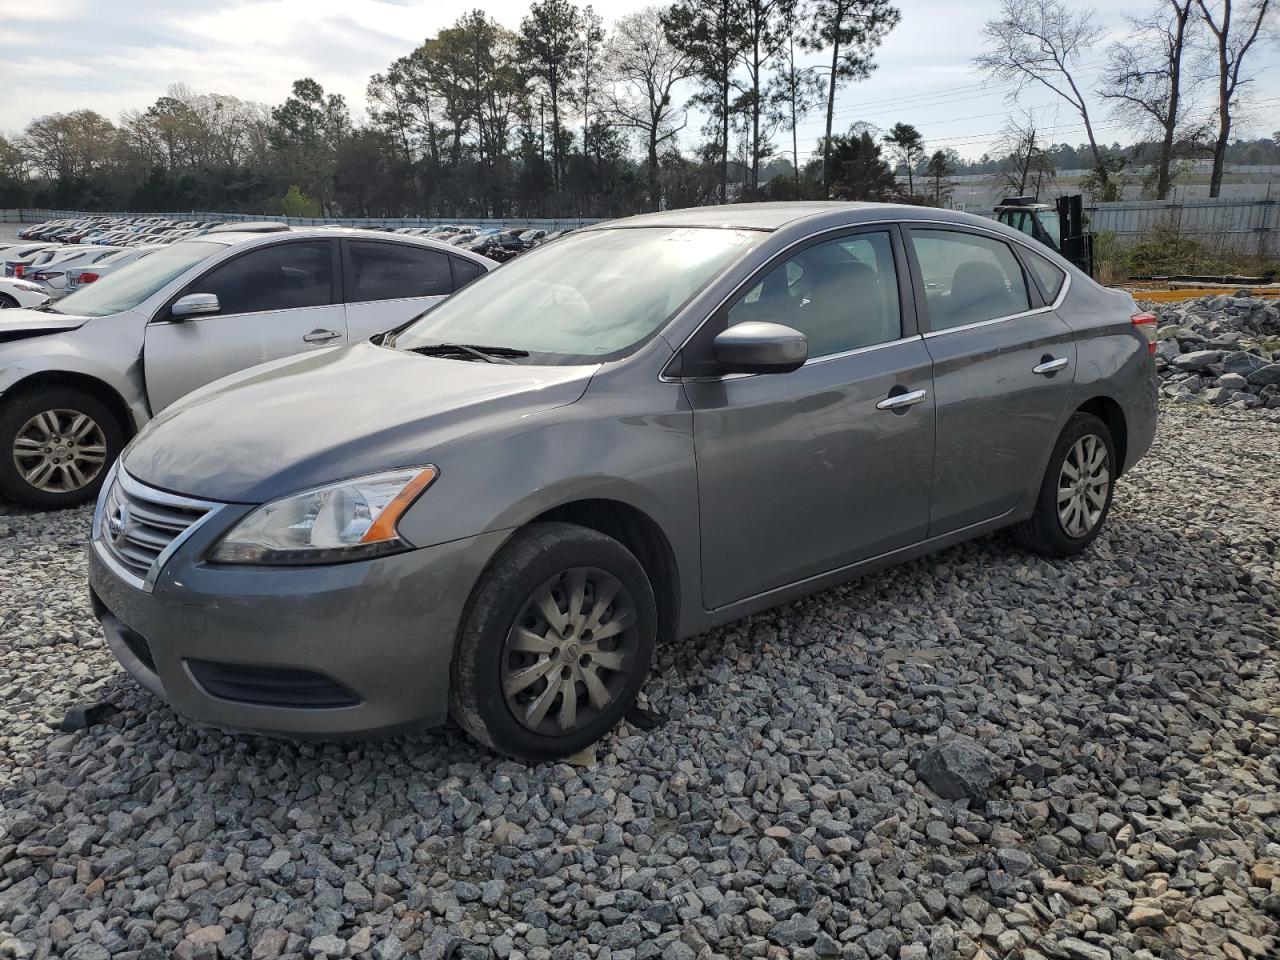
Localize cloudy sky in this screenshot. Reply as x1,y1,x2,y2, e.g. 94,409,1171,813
0,0,1276,161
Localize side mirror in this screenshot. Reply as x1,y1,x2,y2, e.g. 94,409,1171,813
712,322,807,375
170,293,220,320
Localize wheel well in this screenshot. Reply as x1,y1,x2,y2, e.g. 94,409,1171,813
5,372,137,438
1075,396,1128,473
531,499,680,646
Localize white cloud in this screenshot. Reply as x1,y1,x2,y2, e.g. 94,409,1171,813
0,0,1275,159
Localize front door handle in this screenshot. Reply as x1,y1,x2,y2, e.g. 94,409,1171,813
1033,357,1070,376
303,328,342,343
876,388,928,411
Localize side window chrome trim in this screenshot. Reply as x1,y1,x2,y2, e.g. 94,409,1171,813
802,333,923,366
663,216,1074,382
661,334,925,383
919,304,1055,338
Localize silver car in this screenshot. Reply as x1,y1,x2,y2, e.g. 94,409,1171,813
0,228,494,508
88,202,1158,759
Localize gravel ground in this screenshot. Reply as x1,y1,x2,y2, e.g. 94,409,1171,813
1,401,1278,960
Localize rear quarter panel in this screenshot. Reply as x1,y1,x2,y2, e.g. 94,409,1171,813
1057,279,1158,473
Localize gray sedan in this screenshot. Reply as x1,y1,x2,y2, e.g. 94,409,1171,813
88,202,1158,759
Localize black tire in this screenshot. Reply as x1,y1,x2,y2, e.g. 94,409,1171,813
450,521,657,760
1012,412,1116,558
0,293,18,309
0,387,125,510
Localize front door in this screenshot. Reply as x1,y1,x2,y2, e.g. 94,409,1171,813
905,226,1077,535
682,228,935,610
144,239,345,411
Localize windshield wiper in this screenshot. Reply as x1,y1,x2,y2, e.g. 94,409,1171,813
408,342,530,364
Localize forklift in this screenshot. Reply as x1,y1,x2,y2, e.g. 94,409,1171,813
994,194,1095,277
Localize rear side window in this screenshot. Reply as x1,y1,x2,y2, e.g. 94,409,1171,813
193,241,332,315
1025,250,1066,302
910,229,1030,331
347,241,453,302
451,257,483,289
728,231,902,358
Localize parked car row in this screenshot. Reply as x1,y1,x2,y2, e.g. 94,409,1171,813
0,240,164,304
18,215,225,247
386,224,563,262
4,202,1158,760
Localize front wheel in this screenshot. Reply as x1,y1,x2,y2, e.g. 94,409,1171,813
1012,412,1116,557
0,388,125,509
450,522,657,760
0,293,18,309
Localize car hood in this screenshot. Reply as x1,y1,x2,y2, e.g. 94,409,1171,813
0,308,90,339
124,342,596,503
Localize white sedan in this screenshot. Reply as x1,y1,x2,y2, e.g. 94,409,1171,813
0,276,51,310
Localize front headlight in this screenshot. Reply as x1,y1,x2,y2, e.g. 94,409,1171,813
208,466,437,565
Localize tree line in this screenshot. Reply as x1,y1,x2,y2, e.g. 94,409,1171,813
0,0,1273,217
976,0,1274,201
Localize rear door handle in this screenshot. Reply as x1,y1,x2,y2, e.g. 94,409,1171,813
303,329,342,343
1033,357,1070,375
876,388,928,411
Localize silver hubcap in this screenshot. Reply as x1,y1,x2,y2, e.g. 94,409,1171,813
501,567,637,736
1057,433,1109,538
13,409,108,494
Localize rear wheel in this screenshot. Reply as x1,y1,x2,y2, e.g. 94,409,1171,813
1012,412,1116,557
0,293,17,309
450,522,657,760
0,388,125,509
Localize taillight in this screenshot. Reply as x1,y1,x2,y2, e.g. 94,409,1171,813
76,272,99,284
1131,312,1158,356
13,265,25,278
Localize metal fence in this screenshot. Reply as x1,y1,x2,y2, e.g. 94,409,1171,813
1081,199,1277,257
5,200,1277,256
0,208,602,231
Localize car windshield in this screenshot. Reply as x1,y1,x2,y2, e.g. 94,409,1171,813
395,227,762,363
51,241,221,316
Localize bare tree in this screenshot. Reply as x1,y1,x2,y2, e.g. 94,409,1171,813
732,0,793,195
1101,0,1203,199
768,31,826,190
990,113,1056,197
605,6,691,210
975,0,1116,198
1196,0,1273,197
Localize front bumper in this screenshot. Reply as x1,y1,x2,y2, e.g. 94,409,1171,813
88,509,510,738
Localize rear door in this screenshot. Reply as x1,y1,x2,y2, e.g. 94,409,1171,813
143,238,345,411
342,239,476,340
905,225,1076,536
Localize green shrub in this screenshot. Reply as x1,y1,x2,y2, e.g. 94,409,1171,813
1095,222,1277,279
277,185,321,218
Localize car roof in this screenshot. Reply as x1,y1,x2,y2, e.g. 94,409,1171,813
594,201,991,233
185,227,498,265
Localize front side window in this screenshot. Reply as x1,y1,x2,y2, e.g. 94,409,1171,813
910,229,1030,331
191,241,332,316
395,227,762,363
728,231,902,358
347,241,453,302
53,241,224,317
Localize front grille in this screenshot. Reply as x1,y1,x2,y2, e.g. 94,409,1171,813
186,660,360,709
99,472,213,585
